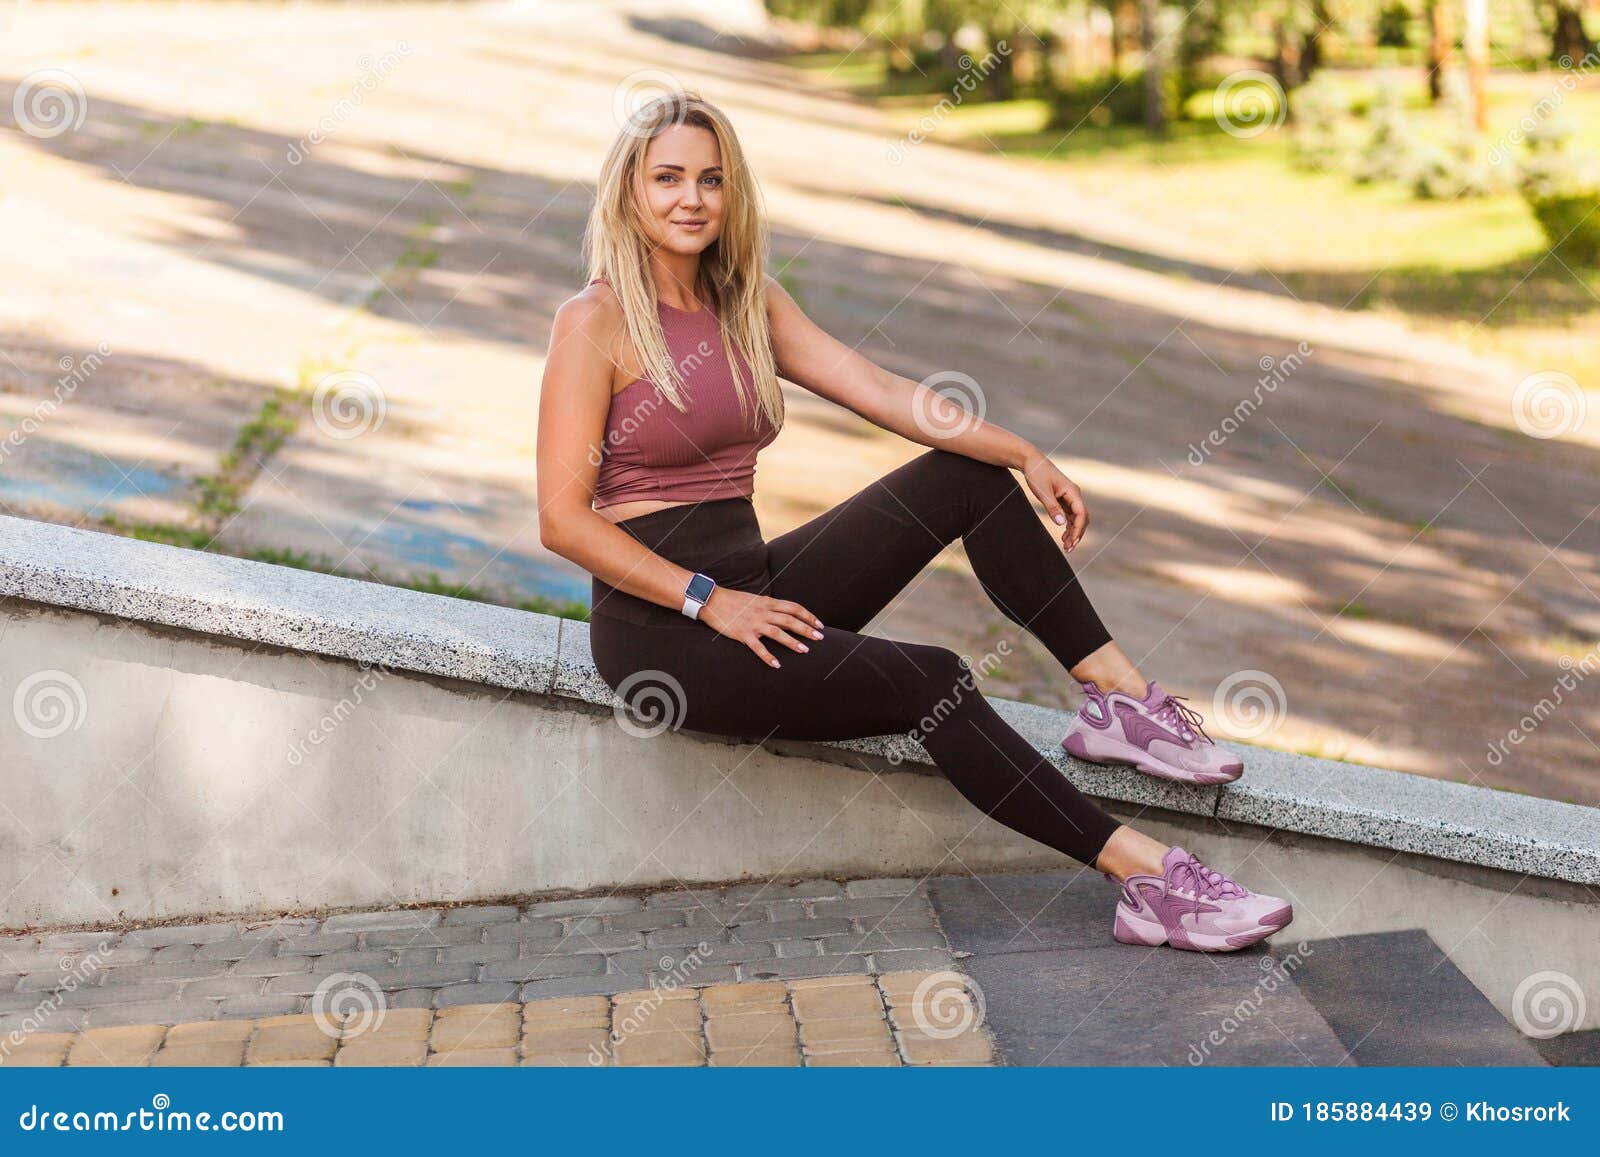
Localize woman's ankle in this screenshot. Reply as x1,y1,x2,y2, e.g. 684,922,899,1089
1093,826,1170,881
1070,643,1149,700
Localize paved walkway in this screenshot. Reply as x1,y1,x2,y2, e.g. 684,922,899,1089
1,869,1583,1067
0,877,993,1066
2,974,990,1067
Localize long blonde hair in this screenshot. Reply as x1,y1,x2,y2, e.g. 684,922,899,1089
582,91,784,433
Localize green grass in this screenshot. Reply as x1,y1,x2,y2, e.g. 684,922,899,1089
841,71,1600,391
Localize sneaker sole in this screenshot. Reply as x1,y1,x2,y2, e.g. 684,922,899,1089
1114,905,1293,952
1062,730,1242,785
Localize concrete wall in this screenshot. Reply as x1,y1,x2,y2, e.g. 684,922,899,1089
2,597,1596,1030
1,514,1596,1032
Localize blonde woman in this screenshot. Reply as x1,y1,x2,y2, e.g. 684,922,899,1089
536,92,1292,952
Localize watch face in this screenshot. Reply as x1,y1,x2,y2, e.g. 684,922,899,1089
686,573,715,603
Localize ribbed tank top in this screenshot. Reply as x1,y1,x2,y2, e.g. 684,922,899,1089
589,279,779,510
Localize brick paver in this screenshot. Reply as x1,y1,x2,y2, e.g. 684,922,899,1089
0,971,994,1067
0,879,946,1033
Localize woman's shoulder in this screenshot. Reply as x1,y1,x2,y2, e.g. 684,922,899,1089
552,279,627,345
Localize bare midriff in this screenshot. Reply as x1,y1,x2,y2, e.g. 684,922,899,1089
594,497,695,523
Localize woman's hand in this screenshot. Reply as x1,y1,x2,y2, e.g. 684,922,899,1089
697,587,825,668
1020,449,1089,552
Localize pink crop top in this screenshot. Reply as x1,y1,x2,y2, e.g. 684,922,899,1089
590,281,779,509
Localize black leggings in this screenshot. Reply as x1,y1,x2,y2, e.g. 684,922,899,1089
587,448,1124,866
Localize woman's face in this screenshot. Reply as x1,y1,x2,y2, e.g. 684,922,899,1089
637,123,724,257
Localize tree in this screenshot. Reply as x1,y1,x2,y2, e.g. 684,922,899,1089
1548,1,1595,63
1425,0,1454,102
1140,0,1166,130
1463,0,1488,131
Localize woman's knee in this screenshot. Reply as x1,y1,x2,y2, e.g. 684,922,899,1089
915,447,1018,503
907,644,982,717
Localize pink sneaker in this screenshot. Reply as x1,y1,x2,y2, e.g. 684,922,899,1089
1062,679,1242,785
1110,846,1293,952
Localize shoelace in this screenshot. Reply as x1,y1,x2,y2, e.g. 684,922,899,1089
1170,853,1246,900
1150,692,1213,744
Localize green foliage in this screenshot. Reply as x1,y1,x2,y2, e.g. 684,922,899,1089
1352,80,1418,183
1289,73,1350,171
1046,69,1182,130
1516,117,1600,264
1410,75,1491,199
1375,1,1413,48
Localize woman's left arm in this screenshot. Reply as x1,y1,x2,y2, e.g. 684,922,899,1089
764,275,1088,552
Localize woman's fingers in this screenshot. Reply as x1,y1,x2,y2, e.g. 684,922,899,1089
745,636,780,668
761,622,809,654
774,599,823,631
777,612,823,640
1061,481,1089,550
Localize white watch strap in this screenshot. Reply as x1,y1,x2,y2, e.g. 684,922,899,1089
681,592,703,619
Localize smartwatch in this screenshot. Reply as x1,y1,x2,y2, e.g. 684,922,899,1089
681,572,717,620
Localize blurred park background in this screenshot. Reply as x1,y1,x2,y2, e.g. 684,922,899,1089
1,0,1596,804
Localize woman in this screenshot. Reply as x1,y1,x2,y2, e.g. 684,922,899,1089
535,92,1292,953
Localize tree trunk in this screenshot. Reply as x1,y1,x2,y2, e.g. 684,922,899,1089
1551,3,1594,64
1463,0,1488,130
1140,0,1165,131
1274,19,1303,92
1300,0,1329,83
1427,0,1455,102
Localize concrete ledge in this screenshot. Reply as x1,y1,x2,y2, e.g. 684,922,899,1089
2,513,1598,890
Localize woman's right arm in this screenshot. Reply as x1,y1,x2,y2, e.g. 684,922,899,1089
535,290,824,668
